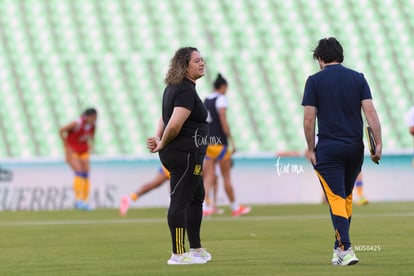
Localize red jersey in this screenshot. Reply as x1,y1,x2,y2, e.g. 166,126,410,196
66,116,95,153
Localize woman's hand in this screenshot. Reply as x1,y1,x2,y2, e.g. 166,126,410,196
147,137,163,153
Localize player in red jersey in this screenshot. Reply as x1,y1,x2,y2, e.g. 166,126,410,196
59,108,97,210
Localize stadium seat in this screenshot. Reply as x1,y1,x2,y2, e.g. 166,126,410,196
0,0,413,156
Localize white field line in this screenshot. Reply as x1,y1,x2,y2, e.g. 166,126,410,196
0,212,413,227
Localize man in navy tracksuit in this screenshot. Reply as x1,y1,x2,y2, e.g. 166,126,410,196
302,37,382,266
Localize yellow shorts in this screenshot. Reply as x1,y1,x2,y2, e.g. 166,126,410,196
72,152,90,160
206,145,231,161
159,165,171,179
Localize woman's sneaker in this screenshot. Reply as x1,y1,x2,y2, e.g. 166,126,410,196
167,252,207,265
190,248,212,262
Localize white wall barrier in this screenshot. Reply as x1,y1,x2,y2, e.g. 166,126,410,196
0,154,413,211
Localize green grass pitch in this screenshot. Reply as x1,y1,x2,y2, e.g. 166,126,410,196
0,202,413,276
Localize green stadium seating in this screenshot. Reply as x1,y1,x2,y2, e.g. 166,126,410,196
0,0,413,157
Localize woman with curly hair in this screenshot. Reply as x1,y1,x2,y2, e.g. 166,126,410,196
147,47,211,265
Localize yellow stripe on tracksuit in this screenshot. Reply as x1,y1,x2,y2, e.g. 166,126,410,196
315,170,352,219
175,228,184,254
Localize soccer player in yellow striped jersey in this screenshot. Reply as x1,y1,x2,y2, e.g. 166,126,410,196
203,73,251,217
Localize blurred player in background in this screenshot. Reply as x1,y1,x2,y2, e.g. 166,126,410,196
354,173,368,205
203,73,251,217
204,160,235,215
119,165,170,216
408,105,414,134
302,37,381,266
407,105,414,166
119,163,227,216
147,47,211,265
59,108,97,211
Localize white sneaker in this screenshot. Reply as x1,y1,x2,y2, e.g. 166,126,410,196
331,248,340,265
336,248,359,266
190,248,212,262
167,252,207,265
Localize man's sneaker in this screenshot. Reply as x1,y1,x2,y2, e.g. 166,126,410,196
190,248,212,262
167,252,207,265
336,248,359,266
119,195,130,216
231,205,252,217
331,248,340,265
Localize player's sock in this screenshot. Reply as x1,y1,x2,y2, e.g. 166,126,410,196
131,193,138,201
230,201,239,211
355,180,368,205
82,173,90,202
73,172,84,202
355,180,363,197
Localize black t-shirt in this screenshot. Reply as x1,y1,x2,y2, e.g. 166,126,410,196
161,78,209,153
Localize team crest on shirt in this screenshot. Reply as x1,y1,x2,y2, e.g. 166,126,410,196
193,165,202,176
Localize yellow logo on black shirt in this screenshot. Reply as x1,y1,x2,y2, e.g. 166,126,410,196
193,165,202,176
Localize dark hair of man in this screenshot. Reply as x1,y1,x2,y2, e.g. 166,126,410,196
313,37,344,63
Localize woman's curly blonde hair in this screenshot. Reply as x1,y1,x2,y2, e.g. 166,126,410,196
165,47,198,86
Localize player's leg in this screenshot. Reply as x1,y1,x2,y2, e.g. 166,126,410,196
219,150,251,217
210,167,224,214
202,157,215,216
78,154,92,210
119,169,169,216
354,173,368,205
134,170,169,199
205,170,218,213
66,152,85,209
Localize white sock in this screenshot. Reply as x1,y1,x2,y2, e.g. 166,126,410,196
231,202,239,211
